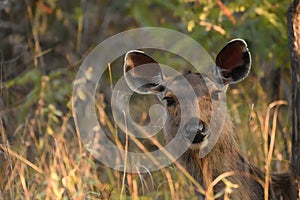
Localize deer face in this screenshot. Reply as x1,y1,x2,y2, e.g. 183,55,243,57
123,39,251,152
161,72,225,150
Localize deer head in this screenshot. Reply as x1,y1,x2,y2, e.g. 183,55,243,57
123,39,251,155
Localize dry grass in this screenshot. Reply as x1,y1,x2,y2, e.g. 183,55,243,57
0,66,292,199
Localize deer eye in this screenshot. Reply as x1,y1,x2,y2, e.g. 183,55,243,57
162,96,177,107
211,90,222,101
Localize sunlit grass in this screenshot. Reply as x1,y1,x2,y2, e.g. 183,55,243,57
0,68,292,200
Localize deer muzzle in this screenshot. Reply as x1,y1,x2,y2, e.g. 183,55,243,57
183,118,209,144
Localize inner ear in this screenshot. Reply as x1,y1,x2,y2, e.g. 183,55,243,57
124,50,165,94
216,39,251,84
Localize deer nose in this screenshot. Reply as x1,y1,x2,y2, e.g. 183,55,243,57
183,118,208,144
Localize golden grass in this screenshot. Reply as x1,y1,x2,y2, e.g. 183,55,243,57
0,70,292,200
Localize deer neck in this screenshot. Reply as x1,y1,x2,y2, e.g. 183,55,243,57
179,116,254,198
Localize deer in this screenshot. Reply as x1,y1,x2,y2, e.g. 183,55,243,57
122,39,293,199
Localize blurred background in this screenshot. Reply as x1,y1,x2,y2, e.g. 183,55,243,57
0,0,293,199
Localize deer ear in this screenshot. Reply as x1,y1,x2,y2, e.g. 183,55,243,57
123,50,165,94
216,39,251,84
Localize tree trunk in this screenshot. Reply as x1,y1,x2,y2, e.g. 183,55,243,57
288,0,300,198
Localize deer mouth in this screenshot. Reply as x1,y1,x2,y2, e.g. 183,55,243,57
189,131,209,150
192,129,208,143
